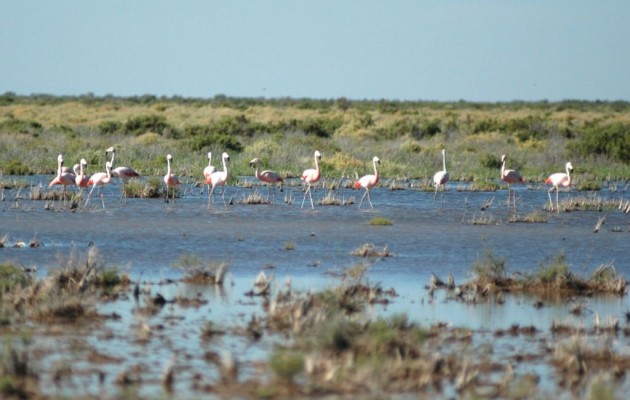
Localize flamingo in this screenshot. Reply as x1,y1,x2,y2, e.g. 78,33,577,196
208,152,230,206
107,147,140,201
74,158,89,189
500,154,523,208
48,154,76,204
249,157,283,202
432,149,449,205
355,156,380,209
546,162,573,213
202,152,216,202
164,154,180,202
85,161,112,208
301,150,321,209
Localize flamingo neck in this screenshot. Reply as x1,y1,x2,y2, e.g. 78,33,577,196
109,151,116,168
167,159,172,177
222,156,228,174
501,159,506,178
314,155,320,172
566,166,571,185
442,152,447,173
373,159,379,178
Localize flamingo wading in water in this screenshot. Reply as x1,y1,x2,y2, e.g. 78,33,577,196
546,162,573,213
74,158,89,190
301,150,321,209
163,154,180,202
49,154,76,205
85,161,112,208
209,152,230,206
202,152,216,202
249,157,283,202
500,154,523,208
107,147,140,202
355,156,380,209
432,149,449,205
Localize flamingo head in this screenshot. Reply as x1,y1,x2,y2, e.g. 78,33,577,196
222,152,230,162
373,156,380,164
207,151,212,160
167,154,173,162
106,146,115,154
57,154,64,164
249,158,260,167
314,150,321,160
501,154,507,162
566,162,573,171
80,158,87,166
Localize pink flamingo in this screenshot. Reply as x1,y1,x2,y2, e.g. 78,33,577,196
355,156,380,209
301,150,321,209
107,147,140,201
74,158,89,188
48,154,76,204
432,149,449,205
202,152,216,202
208,152,230,206
85,161,112,208
164,154,180,202
546,162,573,213
500,154,523,208
249,157,283,202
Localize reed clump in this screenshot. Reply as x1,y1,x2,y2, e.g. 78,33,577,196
462,250,627,296
351,243,392,258
173,254,228,285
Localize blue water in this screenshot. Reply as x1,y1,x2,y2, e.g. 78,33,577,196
1,175,629,397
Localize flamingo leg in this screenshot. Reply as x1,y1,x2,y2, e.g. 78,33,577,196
556,187,560,213
358,189,367,209
432,186,438,204
100,192,105,209
366,188,373,208
85,185,97,206
301,185,310,208
547,187,555,211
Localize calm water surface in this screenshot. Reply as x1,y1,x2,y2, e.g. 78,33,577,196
1,176,629,397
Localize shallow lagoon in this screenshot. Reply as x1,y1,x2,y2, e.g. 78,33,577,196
1,176,629,398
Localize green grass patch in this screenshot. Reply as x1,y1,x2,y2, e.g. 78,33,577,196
368,217,393,226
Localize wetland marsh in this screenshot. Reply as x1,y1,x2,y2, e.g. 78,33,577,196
1,176,629,399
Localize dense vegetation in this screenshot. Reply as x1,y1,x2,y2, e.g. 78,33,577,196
0,93,628,185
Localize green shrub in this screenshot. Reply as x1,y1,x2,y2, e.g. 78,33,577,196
0,263,32,294
472,249,506,282
2,160,30,175
0,118,42,134
569,122,630,163
124,114,172,136
98,120,123,135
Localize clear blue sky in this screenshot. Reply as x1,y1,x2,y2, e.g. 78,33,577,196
1,1,629,102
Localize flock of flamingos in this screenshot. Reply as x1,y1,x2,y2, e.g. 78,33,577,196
48,147,574,211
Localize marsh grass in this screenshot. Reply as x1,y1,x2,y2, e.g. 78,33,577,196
318,191,355,206
351,243,392,258
239,191,270,205
464,213,500,225
508,211,548,223
466,250,627,295
173,254,228,285
558,194,622,212
0,178,29,190
471,249,509,286
0,263,32,295
368,217,393,226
